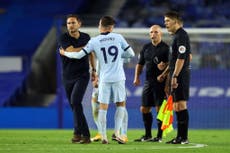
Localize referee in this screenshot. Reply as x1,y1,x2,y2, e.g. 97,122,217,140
164,11,191,144
133,25,169,142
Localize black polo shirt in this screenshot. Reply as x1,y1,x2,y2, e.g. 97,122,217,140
169,27,191,73
138,41,169,82
59,31,90,80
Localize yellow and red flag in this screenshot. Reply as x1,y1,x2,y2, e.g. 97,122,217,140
157,95,174,137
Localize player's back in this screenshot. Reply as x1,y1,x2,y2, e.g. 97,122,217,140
89,32,128,82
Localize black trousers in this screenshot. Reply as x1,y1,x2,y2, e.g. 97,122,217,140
63,72,90,137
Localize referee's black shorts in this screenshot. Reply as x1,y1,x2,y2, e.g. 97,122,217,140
173,69,190,102
141,80,166,107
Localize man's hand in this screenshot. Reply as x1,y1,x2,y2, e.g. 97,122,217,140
157,62,167,70
91,71,97,81
171,77,178,89
92,75,98,88
133,78,141,86
59,48,65,55
157,74,165,82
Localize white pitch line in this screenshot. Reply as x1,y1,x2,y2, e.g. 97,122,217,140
178,143,208,148
0,143,207,151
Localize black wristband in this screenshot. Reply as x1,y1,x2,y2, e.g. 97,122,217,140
92,68,96,72
172,75,178,78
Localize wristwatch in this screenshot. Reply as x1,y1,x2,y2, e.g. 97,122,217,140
172,75,178,78
92,68,96,72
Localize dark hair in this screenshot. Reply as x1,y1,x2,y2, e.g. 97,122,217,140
66,14,81,22
100,16,116,27
164,11,183,23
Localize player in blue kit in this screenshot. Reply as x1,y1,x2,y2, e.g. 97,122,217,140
60,16,135,144
90,60,129,143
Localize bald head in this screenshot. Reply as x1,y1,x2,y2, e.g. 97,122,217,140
150,25,162,31
149,25,162,45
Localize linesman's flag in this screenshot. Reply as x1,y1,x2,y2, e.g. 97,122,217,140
157,95,174,137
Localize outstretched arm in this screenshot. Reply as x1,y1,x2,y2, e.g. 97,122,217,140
64,46,83,52
60,48,88,59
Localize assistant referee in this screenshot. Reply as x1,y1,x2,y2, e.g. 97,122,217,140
164,11,191,144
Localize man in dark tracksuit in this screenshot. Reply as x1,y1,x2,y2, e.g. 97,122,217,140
59,14,95,144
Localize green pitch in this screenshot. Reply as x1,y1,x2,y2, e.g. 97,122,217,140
0,129,229,153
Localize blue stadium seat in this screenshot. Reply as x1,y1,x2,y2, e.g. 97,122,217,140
0,0,87,105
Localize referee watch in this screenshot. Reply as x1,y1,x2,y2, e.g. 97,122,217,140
172,75,178,78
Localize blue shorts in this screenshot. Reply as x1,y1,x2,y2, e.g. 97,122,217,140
98,80,126,104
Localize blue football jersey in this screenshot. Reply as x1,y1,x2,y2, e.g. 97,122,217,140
84,32,132,82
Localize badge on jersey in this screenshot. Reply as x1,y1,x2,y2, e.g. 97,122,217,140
178,45,186,54
153,56,159,64
179,46,186,54
169,46,172,54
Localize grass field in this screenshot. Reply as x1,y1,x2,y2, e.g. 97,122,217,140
0,129,229,153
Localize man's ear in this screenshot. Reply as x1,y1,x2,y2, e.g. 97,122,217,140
78,21,82,27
